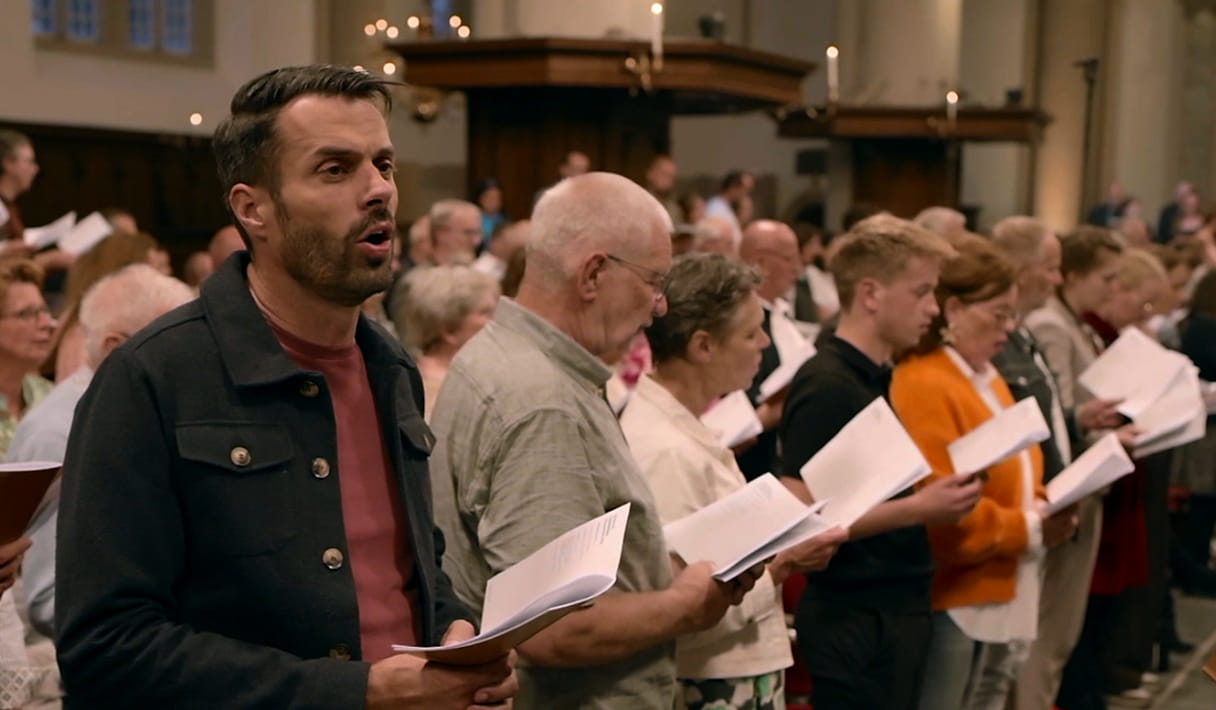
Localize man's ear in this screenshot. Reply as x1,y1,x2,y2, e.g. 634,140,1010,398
228,184,271,244
576,253,608,302
856,277,881,313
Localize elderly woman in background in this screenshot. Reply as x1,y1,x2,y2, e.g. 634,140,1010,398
891,235,1079,710
621,253,846,710
0,258,55,710
1068,248,1171,705
394,265,499,419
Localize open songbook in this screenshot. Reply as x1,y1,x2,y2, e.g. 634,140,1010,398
700,390,764,448
799,397,932,527
392,504,630,665
0,461,61,545
1044,432,1135,514
21,211,113,254
1079,328,1189,420
947,397,1050,476
664,473,834,582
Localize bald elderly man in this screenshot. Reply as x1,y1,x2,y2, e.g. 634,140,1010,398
430,172,758,709
736,219,813,480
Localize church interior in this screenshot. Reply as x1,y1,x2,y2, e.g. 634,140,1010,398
2,1,1216,709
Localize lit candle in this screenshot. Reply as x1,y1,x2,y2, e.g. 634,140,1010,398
826,46,839,102
946,90,959,126
651,2,664,71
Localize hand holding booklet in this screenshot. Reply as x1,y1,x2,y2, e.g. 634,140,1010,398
392,504,630,665
799,397,932,527
700,390,764,449
947,397,1050,477
664,474,835,582
1045,432,1135,514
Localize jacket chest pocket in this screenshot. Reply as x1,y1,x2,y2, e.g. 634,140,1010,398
176,422,296,557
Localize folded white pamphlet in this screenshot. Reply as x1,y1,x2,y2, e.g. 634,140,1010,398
700,390,764,448
799,397,932,527
392,503,630,664
664,473,834,582
947,397,1050,476
1045,432,1134,514
1131,366,1205,449
758,341,816,403
1078,329,1188,419
58,211,113,256
22,211,75,251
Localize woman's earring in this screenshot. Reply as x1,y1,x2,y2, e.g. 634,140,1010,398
940,322,956,345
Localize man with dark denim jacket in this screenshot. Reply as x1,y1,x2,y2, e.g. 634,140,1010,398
54,65,516,710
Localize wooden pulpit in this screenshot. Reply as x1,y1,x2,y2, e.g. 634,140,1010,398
390,37,813,219
779,106,1051,219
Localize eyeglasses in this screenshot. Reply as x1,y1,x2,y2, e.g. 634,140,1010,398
0,305,52,323
605,254,668,297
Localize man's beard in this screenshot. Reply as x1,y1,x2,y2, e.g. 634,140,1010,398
276,201,395,307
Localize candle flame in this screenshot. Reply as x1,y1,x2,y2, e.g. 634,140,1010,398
826,45,839,59
651,3,664,15
946,90,959,104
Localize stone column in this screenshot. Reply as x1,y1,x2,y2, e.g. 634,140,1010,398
1178,0,1216,201
1030,0,1111,231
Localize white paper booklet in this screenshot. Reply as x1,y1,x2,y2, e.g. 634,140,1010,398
1132,366,1204,447
392,503,630,664
758,341,816,403
22,211,75,250
664,473,834,582
799,397,932,527
1078,328,1188,419
58,211,113,255
700,390,764,448
1045,432,1135,514
1133,366,1207,458
947,397,1050,476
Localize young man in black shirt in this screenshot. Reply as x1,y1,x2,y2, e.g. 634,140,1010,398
779,214,983,709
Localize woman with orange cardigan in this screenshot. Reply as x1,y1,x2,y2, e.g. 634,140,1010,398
891,234,1080,710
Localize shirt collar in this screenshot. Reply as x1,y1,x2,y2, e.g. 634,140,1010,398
492,297,612,392
199,252,409,389
824,335,893,390
944,345,999,388
632,374,723,448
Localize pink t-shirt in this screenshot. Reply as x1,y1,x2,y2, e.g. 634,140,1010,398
272,322,419,661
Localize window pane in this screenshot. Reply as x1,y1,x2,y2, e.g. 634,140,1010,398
129,0,155,49
66,0,101,42
30,0,56,35
161,0,192,54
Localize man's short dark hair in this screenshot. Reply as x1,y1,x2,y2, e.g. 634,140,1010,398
0,129,32,178
720,170,750,192
212,65,395,244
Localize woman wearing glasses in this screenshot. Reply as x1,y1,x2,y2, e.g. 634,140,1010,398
0,257,54,710
890,234,1078,710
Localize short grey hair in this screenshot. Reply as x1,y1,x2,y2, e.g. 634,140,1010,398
429,199,480,234
79,264,195,367
991,216,1052,268
645,253,762,363
913,206,966,236
395,265,500,353
527,172,672,286
691,216,735,253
